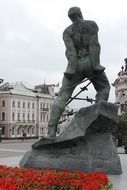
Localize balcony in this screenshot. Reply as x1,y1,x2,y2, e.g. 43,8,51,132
40,108,49,112
16,120,35,124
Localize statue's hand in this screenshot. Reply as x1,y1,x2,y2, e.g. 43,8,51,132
64,72,74,79
93,65,105,74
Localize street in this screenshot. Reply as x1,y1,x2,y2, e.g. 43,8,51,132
0,139,37,166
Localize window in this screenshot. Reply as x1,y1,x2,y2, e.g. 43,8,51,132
43,114,45,122
120,104,127,113
17,127,20,135
12,101,15,107
47,115,49,122
32,113,34,121
22,113,25,121
32,103,34,109
27,127,30,134
12,112,15,121
27,113,30,121
2,126,5,135
32,127,34,134
18,101,20,108
12,127,15,135
17,113,20,121
28,102,30,109
40,102,42,109
2,100,5,107
23,102,25,108
2,112,5,121
47,103,49,108
41,127,44,134
40,113,43,122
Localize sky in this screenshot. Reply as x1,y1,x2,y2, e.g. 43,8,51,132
0,0,127,108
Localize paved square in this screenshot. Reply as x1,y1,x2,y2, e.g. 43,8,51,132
0,140,127,189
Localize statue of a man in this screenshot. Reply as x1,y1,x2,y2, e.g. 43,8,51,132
48,7,110,137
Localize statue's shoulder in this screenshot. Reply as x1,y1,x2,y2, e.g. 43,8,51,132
84,20,99,33
63,24,73,37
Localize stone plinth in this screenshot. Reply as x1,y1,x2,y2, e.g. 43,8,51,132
20,101,122,174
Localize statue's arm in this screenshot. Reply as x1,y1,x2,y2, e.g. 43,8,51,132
63,28,77,75
89,23,101,69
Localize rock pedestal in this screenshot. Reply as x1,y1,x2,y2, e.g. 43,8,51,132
20,101,122,174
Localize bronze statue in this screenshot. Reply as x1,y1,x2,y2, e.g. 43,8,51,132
48,7,110,137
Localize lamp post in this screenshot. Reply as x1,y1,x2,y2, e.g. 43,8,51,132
0,127,2,142
0,79,4,142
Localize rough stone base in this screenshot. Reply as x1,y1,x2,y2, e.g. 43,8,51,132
20,101,122,174
20,133,122,174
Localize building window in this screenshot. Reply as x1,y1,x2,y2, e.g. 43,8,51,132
17,101,20,108
32,103,34,109
47,103,49,108
2,112,5,121
17,127,20,135
2,100,5,107
28,127,30,134
41,127,44,134
27,113,30,121
43,114,45,122
12,127,15,135
124,104,127,112
32,127,34,134
23,102,25,108
32,113,34,121
17,113,20,121
28,102,30,109
47,115,49,122
22,113,25,121
120,104,127,113
43,103,45,108
40,102,42,109
12,101,15,107
12,112,15,121
40,113,43,122
2,126,5,135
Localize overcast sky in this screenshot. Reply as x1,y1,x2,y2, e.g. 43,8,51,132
0,0,127,108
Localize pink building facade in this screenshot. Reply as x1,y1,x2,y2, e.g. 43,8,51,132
0,82,55,138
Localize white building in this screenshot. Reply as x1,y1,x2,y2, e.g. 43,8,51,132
32,83,55,137
0,82,70,139
112,58,127,115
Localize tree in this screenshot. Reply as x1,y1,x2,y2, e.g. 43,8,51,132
112,113,127,153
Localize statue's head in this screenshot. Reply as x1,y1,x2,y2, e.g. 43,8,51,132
68,7,83,22
124,58,127,64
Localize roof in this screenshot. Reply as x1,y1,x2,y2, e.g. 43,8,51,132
34,84,55,95
0,82,36,97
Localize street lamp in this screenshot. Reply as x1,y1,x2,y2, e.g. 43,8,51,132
0,79,4,142
0,127,2,142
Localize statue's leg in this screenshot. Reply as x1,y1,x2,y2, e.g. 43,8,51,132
90,72,111,101
48,77,75,137
48,74,84,137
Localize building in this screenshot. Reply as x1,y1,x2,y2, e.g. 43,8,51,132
112,58,127,115
32,83,55,137
0,82,70,139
